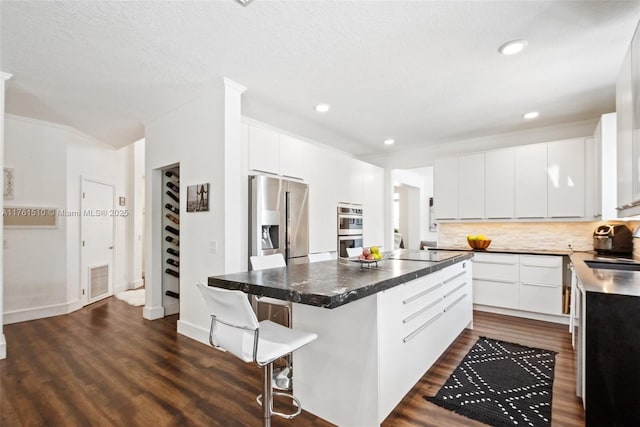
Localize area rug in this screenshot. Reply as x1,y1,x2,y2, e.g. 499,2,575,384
115,288,145,306
425,336,557,427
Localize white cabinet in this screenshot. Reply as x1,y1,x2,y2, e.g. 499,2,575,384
515,143,547,218
306,146,337,254
433,157,458,219
248,124,280,174
279,134,309,180
458,153,485,219
618,47,634,212
472,253,519,309
362,162,385,248
335,155,364,206
472,253,563,316
485,148,515,218
547,138,585,218
519,255,563,315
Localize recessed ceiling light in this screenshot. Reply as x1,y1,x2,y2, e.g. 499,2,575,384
523,111,539,119
498,39,528,55
314,103,330,113
384,139,395,145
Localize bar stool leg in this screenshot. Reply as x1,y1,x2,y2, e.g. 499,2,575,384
263,363,273,427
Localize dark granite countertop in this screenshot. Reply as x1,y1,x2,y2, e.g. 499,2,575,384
570,252,640,297
208,251,473,309
431,246,572,257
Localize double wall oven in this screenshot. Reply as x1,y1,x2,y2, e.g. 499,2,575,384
338,204,363,257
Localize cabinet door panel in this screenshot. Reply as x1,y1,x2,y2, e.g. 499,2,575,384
362,163,385,248
547,139,585,218
519,282,562,315
617,49,633,209
248,125,280,174
307,146,337,253
458,153,485,219
515,143,547,218
485,148,515,218
473,279,519,309
434,157,458,219
279,134,309,180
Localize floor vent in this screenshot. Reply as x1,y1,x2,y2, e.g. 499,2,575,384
90,265,109,299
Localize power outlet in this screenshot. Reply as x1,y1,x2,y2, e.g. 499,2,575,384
566,240,573,249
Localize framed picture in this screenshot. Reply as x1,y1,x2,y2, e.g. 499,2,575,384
429,197,437,232
187,183,209,212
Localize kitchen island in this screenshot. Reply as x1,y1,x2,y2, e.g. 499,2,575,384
208,250,473,426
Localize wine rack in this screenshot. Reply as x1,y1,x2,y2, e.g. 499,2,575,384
162,166,180,315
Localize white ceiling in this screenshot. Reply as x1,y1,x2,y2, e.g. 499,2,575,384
2,1,640,165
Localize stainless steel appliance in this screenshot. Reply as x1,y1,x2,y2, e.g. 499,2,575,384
337,204,363,257
593,224,633,255
249,175,309,264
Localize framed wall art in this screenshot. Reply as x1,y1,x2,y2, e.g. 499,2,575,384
187,183,209,212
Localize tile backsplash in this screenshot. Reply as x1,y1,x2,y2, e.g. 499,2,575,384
438,221,639,252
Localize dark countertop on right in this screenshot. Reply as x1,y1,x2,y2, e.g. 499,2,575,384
430,246,572,256
569,251,640,297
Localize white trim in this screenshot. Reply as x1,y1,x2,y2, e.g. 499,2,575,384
473,304,570,325
4,300,83,325
0,72,13,81
223,77,247,93
130,279,144,289
177,319,210,346
143,305,165,320
0,334,6,359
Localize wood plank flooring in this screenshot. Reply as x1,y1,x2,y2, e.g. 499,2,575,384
0,298,584,426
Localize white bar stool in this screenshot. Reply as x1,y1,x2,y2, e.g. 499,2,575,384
346,246,363,257
197,284,317,427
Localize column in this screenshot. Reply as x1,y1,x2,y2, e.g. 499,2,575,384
1,71,13,359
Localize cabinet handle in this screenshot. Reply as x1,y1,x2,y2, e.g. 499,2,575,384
444,294,467,312
403,283,443,304
520,263,560,268
521,282,559,288
403,311,443,343
475,261,518,266
443,282,467,298
443,271,466,283
403,297,443,324
473,277,517,284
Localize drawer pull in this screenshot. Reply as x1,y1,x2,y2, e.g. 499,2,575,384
443,282,467,298
473,277,518,284
475,261,517,266
403,283,443,304
444,294,467,312
403,312,444,343
403,297,443,324
521,282,559,288
520,263,560,268
443,271,466,283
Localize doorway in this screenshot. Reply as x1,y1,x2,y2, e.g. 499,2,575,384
81,178,115,305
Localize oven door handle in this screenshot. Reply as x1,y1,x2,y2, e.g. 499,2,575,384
338,214,363,220
339,235,363,241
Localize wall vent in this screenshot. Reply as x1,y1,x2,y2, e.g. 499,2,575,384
90,265,109,300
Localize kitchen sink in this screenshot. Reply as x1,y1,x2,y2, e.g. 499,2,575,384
584,259,640,271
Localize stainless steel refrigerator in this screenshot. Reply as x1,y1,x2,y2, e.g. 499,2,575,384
249,175,309,265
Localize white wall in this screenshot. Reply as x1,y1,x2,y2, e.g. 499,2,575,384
1,72,13,359
143,82,228,342
3,114,130,324
128,139,145,288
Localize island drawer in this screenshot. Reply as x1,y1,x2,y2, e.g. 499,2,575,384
473,253,519,281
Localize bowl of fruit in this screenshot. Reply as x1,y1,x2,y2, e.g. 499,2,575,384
467,235,491,250
357,246,383,267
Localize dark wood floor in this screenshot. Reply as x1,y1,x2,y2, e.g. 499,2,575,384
0,298,584,426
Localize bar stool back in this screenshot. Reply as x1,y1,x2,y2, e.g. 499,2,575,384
197,283,317,427
308,252,332,262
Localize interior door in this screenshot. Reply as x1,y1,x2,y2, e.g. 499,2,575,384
81,178,115,305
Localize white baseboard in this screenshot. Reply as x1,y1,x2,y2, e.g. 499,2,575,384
143,305,164,320
4,300,84,325
177,319,210,347
0,334,6,359
114,281,129,295
474,304,570,325
131,279,144,289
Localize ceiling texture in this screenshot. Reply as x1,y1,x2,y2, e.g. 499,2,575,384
2,1,640,167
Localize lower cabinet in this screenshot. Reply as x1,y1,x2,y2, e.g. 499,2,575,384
473,253,563,316
378,261,473,420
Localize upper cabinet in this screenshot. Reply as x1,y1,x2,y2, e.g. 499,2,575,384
335,156,364,206
362,162,385,248
617,47,634,212
280,134,310,180
433,157,458,220
248,125,280,174
547,139,585,218
515,143,547,218
458,153,485,219
485,148,515,218
434,138,591,222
